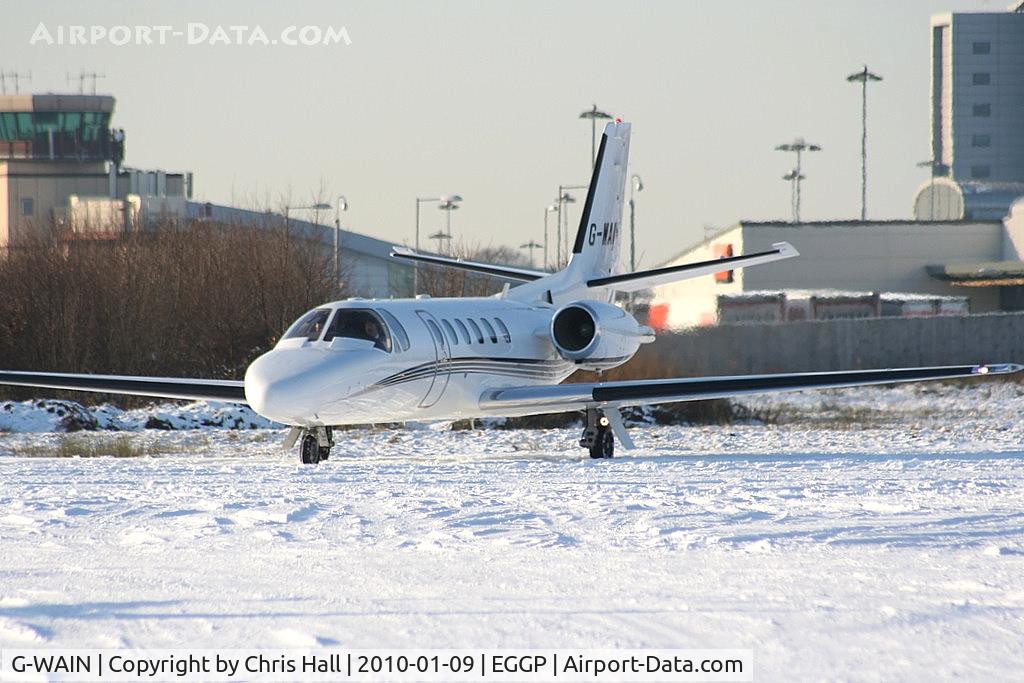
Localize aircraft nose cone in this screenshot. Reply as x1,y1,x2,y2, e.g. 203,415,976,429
244,351,317,424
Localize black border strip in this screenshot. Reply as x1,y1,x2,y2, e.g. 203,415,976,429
591,366,979,402
0,371,247,403
587,247,783,287
571,132,609,255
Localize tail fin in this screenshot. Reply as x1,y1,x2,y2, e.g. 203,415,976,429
565,121,631,283
511,121,631,305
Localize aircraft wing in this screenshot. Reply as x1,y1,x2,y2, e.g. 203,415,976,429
479,363,1022,413
390,247,547,282
587,242,799,292
0,370,248,403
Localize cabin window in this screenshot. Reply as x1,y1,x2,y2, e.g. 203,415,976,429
425,319,444,348
466,318,484,344
378,309,410,352
480,318,498,343
284,308,332,341
494,317,511,343
441,319,459,346
323,308,392,352
453,319,472,345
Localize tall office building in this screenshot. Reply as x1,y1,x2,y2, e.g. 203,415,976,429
916,3,1024,220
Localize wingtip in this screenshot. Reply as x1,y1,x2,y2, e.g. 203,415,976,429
974,363,1024,375
772,241,800,258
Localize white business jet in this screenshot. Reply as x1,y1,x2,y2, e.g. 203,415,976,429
1,122,1018,463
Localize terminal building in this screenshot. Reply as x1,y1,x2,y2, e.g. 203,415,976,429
0,91,414,298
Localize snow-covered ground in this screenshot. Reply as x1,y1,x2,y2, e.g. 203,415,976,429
1,382,1023,680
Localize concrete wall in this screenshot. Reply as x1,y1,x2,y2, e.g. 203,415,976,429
742,222,1003,311
1,160,110,245
634,313,1024,377
1003,198,1024,259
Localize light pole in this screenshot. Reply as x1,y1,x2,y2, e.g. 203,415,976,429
543,204,558,270
579,104,613,170
415,193,461,293
775,138,821,223
438,198,461,241
782,169,805,222
333,196,348,297
520,240,542,268
628,174,643,274
556,184,587,267
847,65,883,221
284,202,332,232
428,230,452,253
555,191,576,267
627,174,643,310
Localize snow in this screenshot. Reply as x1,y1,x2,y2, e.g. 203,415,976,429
0,399,279,433
1,383,1024,680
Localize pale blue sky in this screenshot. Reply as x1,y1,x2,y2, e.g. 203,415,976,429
4,0,1003,265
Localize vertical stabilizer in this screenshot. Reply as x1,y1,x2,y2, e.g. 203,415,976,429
511,121,631,305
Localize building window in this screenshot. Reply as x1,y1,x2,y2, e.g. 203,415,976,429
713,243,734,284
972,72,991,86
971,165,991,179
20,197,34,216
973,41,991,55
973,103,991,117
972,134,992,148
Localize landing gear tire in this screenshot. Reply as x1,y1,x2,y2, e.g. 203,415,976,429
300,434,321,465
590,427,614,459
580,407,615,459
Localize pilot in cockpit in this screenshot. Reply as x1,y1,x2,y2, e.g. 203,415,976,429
362,319,385,350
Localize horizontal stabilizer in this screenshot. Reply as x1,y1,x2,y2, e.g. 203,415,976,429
481,363,1022,413
390,247,547,282
0,370,248,403
588,242,799,292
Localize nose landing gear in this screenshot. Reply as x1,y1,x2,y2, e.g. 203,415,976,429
579,407,615,459
297,426,334,465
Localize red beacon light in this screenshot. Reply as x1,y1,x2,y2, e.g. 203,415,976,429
615,117,622,123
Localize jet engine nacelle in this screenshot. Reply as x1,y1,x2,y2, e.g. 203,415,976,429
550,300,655,371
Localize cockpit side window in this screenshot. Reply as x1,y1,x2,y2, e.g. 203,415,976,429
379,309,410,352
284,308,331,341
323,308,392,352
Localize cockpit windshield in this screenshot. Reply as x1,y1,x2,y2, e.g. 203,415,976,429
283,308,331,341
324,309,391,352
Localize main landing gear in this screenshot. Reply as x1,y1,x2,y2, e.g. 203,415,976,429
292,426,334,465
580,407,615,459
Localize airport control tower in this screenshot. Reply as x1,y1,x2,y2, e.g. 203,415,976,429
0,92,188,249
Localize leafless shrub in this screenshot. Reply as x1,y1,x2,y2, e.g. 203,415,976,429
0,216,338,402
